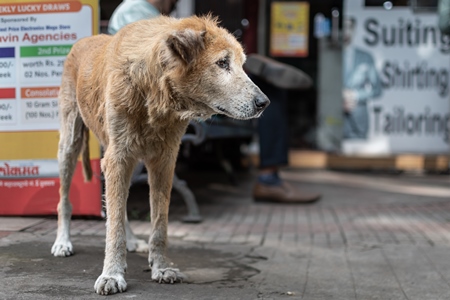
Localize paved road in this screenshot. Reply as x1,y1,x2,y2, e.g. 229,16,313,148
1,170,450,299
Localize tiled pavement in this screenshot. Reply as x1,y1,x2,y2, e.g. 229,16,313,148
2,170,450,299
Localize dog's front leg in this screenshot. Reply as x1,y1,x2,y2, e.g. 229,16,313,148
145,153,186,283
94,151,135,295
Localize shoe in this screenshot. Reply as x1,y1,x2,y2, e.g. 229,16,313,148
244,54,313,90
253,181,321,203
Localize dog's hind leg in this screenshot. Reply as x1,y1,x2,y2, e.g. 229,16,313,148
124,163,149,253
51,96,85,257
125,214,149,253
145,150,186,284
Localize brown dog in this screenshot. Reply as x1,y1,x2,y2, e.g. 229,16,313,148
51,15,269,295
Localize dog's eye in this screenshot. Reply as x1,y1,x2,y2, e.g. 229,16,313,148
216,58,230,71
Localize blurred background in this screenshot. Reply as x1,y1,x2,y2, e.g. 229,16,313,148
0,0,449,217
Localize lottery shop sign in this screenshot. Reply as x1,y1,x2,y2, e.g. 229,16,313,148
0,0,102,216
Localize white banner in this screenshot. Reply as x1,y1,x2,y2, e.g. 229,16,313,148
0,159,58,178
343,1,450,154
0,4,92,132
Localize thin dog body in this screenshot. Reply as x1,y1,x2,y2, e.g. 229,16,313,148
52,15,269,295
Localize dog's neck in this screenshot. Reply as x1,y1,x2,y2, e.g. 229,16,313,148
164,82,216,121
174,97,215,121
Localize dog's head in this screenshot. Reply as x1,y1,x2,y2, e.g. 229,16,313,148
164,16,270,120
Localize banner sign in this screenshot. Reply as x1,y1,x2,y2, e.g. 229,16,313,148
0,0,102,216
270,2,309,57
342,1,450,154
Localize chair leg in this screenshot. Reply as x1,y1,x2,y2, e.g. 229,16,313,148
172,174,202,223
129,163,202,223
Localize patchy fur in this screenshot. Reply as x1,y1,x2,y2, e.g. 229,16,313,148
52,15,269,295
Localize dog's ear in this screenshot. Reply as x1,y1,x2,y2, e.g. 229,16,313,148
167,29,206,64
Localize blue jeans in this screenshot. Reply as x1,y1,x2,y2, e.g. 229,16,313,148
252,77,289,169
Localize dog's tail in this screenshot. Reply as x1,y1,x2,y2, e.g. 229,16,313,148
81,125,93,182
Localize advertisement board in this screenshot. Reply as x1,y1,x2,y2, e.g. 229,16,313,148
342,0,450,154
0,0,102,216
270,2,309,57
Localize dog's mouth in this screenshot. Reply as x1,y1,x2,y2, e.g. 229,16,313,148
215,105,231,116
214,105,263,120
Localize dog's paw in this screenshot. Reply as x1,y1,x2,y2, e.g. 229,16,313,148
94,274,127,295
51,240,73,257
152,267,186,284
126,238,149,253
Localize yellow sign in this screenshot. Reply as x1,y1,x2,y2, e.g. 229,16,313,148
270,2,309,57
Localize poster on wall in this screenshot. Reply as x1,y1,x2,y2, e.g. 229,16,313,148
342,0,450,155
0,0,102,216
270,1,309,57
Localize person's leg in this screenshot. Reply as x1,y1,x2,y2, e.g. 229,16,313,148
250,76,320,203
256,77,289,172
245,54,313,90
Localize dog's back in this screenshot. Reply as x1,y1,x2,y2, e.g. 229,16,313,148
61,17,179,147
60,34,112,145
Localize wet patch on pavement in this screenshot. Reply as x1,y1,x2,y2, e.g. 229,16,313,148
0,235,261,299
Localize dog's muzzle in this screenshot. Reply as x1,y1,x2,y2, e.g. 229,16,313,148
253,94,270,112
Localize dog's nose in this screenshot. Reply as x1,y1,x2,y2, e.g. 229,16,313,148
254,95,270,110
